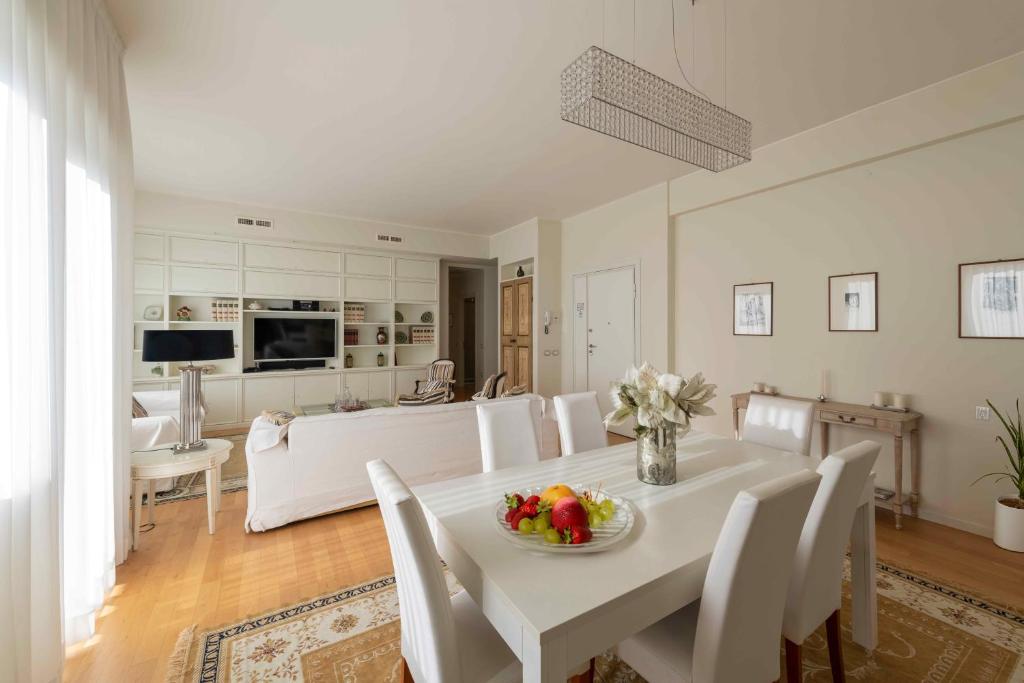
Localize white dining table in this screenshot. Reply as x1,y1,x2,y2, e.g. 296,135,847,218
412,430,877,683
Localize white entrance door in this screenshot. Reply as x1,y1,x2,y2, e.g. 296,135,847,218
572,266,637,435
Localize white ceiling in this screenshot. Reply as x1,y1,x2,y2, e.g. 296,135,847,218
106,0,1024,236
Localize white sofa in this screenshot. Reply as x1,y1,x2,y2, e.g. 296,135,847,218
132,390,184,492
244,394,559,531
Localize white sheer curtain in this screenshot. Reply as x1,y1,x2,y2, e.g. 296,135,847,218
1,0,132,679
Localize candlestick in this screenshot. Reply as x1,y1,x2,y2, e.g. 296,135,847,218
819,369,828,402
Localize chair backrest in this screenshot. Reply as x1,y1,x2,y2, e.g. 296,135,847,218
366,459,461,682
553,391,608,455
476,399,541,472
783,441,880,643
492,371,507,399
742,394,815,456
425,359,455,386
692,469,821,683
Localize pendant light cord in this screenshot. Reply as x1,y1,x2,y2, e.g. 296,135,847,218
671,0,710,100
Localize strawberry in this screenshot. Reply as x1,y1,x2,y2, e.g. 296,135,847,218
524,495,540,506
519,502,539,518
504,508,517,524
563,526,593,545
504,492,525,511
551,496,588,532
510,509,529,531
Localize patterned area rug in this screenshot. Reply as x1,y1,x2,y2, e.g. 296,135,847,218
168,561,1024,682
155,434,248,505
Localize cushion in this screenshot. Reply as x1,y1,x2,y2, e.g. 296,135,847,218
132,396,149,418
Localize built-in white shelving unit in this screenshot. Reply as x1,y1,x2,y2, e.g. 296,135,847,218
132,231,439,429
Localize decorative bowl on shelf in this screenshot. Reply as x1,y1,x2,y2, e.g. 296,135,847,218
395,331,408,344
395,311,404,323
420,311,433,323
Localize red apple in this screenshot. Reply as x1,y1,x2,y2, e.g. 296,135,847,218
551,496,588,532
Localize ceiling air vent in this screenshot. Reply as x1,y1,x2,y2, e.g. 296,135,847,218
236,215,273,229
376,233,403,244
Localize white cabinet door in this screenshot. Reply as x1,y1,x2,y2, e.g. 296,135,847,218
294,373,340,406
244,270,341,298
245,244,341,273
169,265,239,294
203,378,241,425
134,263,164,291
243,375,295,420
344,253,391,277
367,371,392,401
135,233,164,261
169,236,239,266
395,258,437,281
395,368,426,397
342,372,369,401
394,279,436,302
344,276,390,301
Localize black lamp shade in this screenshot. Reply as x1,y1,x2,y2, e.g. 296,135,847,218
142,330,235,362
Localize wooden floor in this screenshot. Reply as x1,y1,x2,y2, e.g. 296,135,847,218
63,443,1024,681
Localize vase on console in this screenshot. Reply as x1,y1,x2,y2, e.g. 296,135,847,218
604,363,716,486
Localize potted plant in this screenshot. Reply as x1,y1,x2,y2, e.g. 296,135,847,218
605,363,716,486
974,399,1024,552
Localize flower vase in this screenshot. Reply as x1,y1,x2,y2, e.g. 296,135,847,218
637,425,682,485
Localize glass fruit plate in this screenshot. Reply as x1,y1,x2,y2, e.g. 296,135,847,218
493,486,635,554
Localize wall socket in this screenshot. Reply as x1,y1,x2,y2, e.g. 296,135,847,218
975,405,991,421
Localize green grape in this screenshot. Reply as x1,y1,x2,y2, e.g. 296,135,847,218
533,516,549,534
599,507,615,523
600,499,615,516
589,512,604,529
518,518,534,535
544,528,562,544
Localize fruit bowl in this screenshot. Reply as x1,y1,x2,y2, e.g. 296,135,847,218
493,485,635,554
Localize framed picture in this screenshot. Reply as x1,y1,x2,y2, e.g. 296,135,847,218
959,257,1024,339
829,272,877,331
733,282,772,336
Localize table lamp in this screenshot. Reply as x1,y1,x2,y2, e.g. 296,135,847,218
142,329,235,452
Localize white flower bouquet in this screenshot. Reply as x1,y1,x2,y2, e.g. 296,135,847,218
604,363,717,437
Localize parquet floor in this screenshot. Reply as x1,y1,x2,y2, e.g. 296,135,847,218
63,432,1024,681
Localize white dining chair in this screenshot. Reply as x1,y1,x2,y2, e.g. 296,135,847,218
553,391,608,455
476,400,541,473
742,394,815,456
616,469,821,683
367,459,521,683
783,440,880,683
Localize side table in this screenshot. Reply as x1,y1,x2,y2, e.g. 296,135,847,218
130,438,233,549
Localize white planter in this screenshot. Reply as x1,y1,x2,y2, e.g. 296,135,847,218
993,497,1024,553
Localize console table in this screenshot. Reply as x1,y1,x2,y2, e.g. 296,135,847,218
731,392,922,529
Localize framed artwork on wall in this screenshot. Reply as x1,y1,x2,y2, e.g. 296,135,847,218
959,257,1024,339
829,272,878,331
733,282,773,336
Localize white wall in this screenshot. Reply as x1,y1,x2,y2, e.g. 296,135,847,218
136,190,490,259
674,119,1024,537
559,183,671,393
488,217,562,396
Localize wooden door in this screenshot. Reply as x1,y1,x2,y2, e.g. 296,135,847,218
500,276,533,393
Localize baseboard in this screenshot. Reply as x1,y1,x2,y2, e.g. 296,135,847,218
876,501,995,540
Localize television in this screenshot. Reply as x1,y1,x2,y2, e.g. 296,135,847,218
253,318,336,361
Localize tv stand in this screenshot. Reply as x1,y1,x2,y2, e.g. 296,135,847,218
255,359,326,371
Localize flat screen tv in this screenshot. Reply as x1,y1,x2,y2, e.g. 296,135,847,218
253,318,336,361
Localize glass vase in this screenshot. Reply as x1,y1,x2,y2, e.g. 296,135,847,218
637,425,679,485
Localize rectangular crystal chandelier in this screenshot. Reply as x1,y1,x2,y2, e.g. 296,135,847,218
561,46,751,172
